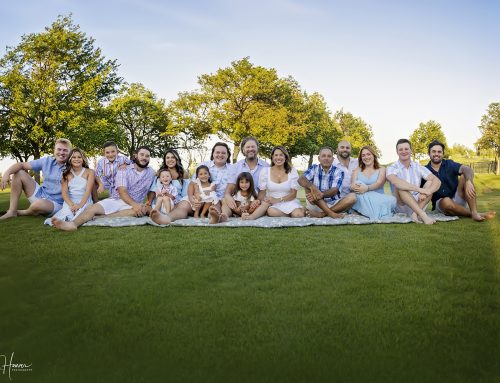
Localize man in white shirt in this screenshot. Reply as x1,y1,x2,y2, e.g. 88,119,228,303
331,140,357,212
386,139,441,224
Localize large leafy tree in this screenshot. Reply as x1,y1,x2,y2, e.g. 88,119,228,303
476,102,500,175
171,57,307,162
107,83,173,158
288,93,342,167
334,110,379,157
409,120,447,160
0,15,121,161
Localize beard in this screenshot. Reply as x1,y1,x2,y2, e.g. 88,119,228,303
134,157,150,168
431,157,442,164
339,151,350,159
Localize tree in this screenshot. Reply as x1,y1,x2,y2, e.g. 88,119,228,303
334,110,379,157
0,15,121,162
448,143,474,159
476,102,500,175
409,120,447,160
171,57,307,162
107,83,173,158
287,93,342,167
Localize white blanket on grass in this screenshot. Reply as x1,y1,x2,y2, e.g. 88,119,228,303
83,212,458,228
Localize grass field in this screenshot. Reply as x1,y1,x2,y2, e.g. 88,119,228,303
1,175,499,382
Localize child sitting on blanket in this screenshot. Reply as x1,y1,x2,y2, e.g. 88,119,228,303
230,172,260,218
93,141,130,202
46,148,94,226
154,168,178,214
189,165,218,218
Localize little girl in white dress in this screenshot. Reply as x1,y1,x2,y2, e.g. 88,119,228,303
188,165,218,218
45,148,94,226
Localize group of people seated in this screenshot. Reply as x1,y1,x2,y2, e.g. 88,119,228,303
0,136,495,231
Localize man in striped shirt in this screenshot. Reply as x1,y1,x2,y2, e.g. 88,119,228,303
387,139,441,225
298,146,354,218
53,146,155,231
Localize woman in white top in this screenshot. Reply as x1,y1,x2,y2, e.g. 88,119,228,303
259,146,305,218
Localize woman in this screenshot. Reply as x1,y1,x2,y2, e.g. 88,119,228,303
351,146,396,220
147,149,189,208
151,143,232,225
258,145,304,218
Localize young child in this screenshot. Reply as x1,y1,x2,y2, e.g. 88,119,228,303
231,172,260,218
45,148,95,226
154,168,178,214
188,165,217,218
93,141,130,202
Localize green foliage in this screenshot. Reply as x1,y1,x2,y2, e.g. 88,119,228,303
449,143,475,159
0,15,121,160
334,109,379,156
409,120,448,160
108,83,173,157
0,176,499,382
476,102,500,175
287,93,342,166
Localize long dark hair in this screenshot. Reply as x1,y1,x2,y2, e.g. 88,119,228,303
161,149,185,184
62,148,89,181
195,165,212,183
271,145,292,174
235,172,257,199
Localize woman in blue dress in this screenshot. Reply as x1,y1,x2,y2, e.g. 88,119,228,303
351,146,396,220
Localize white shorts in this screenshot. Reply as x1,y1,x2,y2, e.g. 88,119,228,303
306,199,338,212
97,198,133,215
436,191,467,213
28,183,63,215
395,200,430,216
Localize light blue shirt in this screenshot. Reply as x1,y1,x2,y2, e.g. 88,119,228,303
193,161,233,199
29,156,65,205
229,158,269,192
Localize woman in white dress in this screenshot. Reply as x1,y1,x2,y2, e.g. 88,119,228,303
259,146,305,218
45,148,94,226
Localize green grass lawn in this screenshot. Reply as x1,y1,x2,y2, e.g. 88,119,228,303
1,175,499,382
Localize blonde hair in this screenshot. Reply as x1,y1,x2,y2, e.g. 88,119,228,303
55,138,72,150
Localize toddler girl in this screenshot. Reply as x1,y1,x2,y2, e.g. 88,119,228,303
154,168,178,214
188,165,217,218
231,172,260,218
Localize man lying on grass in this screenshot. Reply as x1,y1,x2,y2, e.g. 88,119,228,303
52,146,155,231
425,140,495,222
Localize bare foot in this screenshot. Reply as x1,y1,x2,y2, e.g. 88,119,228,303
411,212,422,224
420,213,436,225
52,217,78,231
327,211,345,219
307,209,326,218
241,212,251,220
219,213,228,223
16,209,31,216
471,213,485,222
479,211,496,221
150,209,171,225
208,206,220,224
0,210,17,220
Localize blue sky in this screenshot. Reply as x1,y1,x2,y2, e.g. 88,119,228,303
1,0,499,163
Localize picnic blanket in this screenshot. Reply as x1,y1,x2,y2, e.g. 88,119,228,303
83,212,459,228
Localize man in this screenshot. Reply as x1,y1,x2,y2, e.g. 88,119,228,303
298,146,347,218
386,139,441,225
331,140,358,211
221,136,269,219
425,140,495,221
53,146,155,231
0,138,72,220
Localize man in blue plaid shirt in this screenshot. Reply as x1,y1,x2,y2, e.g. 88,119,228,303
298,146,356,218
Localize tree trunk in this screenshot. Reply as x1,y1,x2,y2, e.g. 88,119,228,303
308,153,314,168
232,143,240,164
496,149,500,175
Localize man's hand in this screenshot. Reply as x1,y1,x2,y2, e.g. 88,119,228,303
97,185,105,194
132,203,145,217
309,185,323,201
465,180,476,200
0,175,10,190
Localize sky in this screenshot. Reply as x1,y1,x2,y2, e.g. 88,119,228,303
1,0,499,169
